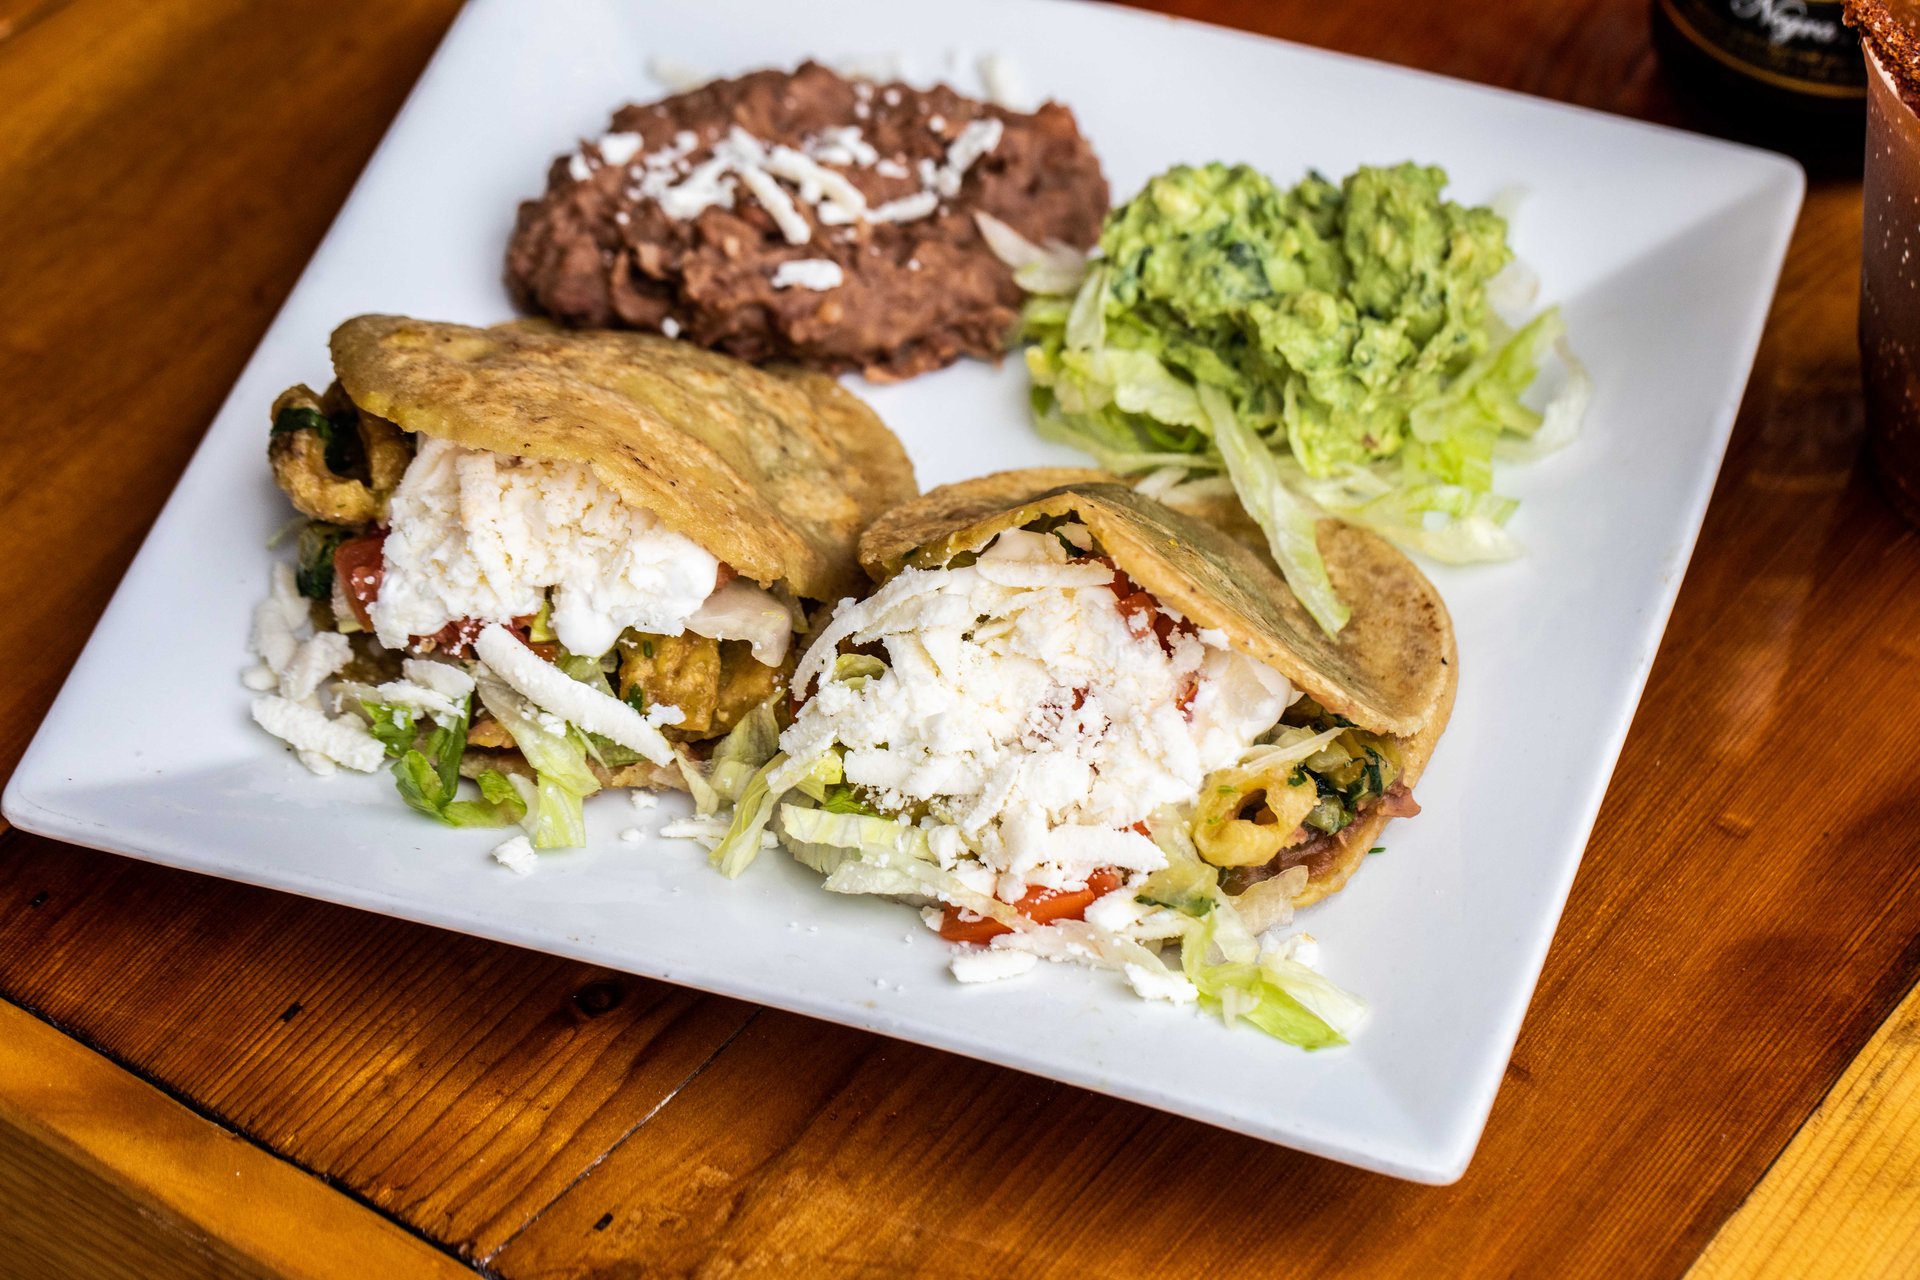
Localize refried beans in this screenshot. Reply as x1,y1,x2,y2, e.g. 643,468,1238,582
506,62,1108,381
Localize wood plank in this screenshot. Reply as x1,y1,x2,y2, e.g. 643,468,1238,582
1686,977,1920,1280
0,829,758,1259
0,996,477,1280
0,0,462,788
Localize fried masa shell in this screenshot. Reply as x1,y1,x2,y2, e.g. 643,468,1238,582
858,467,1457,906
329,314,918,602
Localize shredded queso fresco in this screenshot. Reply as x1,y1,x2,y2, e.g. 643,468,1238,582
252,441,1367,1048
677,521,1370,1047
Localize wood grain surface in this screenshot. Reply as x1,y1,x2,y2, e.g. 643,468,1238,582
1687,977,1920,1280
3,0,1918,1277
0,999,472,1280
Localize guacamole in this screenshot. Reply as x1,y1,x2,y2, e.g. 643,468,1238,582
1019,160,1573,634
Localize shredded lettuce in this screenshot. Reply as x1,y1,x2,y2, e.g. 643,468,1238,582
1261,951,1368,1038
973,210,1090,295
709,751,817,878
1140,811,1361,1049
474,674,599,849
707,698,783,803
777,804,924,879
394,757,527,828
555,650,612,689
1175,904,1348,1050
363,702,420,757
360,695,526,830
1201,385,1347,634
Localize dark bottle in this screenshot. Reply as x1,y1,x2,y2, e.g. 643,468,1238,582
1650,0,1866,170
1853,0,1920,526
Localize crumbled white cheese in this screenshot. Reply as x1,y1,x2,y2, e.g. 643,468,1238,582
949,947,1040,984
609,102,1002,248
1265,932,1321,970
618,827,645,843
660,815,731,846
734,156,812,245
241,663,278,692
251,695,385,773
474,625,673,764
770,258,845,291
1123,963,1199,1005
868,191,939,224
596,131,644,166
249,563,308,676
1083,886,1149,934
401,658,474,702
660,317,682,339
935,118,1003,198
783,529,1293,899
763,145,868,222
278,631,352,704
647,55,709,92
296,750,338,777
977,53,1031,110
374,437,720,659
492,834,539,875
656,153,738,220
337,676,462,723
807,125,879,167
629,790,660,812
568,153,593,183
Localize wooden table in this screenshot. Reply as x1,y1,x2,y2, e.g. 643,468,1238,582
4,0,1919,1275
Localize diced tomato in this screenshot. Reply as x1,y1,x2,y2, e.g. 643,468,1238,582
1097,558,1195,656
332,532,387,631
330,536,548,659
939,867,1125,944
417,617,487,658
417,613,547,660
1107,566,1161,639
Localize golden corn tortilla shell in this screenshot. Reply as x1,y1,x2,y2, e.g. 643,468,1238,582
330,314,917,602
860,469,1455,736
859,467,1457,905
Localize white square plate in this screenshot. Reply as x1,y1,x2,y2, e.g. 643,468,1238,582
3,0,1801,1182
